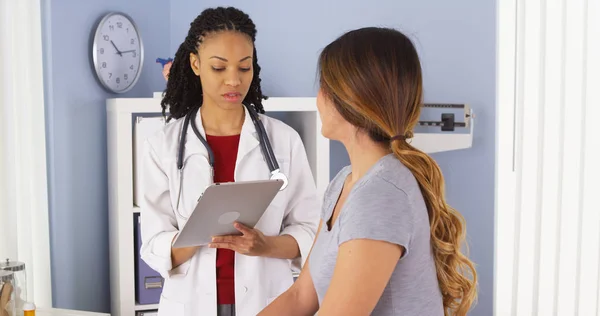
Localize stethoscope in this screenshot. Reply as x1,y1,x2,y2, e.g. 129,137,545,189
174,102,288,217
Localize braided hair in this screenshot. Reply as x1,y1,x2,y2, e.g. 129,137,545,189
161,7,267,121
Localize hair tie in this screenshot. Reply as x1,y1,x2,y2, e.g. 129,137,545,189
390,134,407,141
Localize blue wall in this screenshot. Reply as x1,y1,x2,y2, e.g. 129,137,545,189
170,1,495,315
42,0,495,314
41,0,169,312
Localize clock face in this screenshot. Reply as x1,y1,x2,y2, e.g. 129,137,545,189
93,13,143,93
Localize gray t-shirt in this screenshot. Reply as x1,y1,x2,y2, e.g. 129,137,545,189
309,154,444,315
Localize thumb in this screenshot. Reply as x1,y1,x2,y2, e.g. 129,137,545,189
234,222,253,235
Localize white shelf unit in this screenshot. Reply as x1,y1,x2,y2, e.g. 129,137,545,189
107,96,330,316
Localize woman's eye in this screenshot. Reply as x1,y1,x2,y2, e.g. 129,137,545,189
211,66,251,72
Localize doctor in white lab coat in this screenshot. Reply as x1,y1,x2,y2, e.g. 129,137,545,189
139,7,320,316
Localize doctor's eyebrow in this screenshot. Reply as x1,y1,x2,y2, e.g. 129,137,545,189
209,56,252,62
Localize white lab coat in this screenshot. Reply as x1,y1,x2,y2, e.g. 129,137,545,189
140,106,320,316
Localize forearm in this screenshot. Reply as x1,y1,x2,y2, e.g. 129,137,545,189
264,234,300,259
259,287,314,316
171,246,198,267
170,233,199,267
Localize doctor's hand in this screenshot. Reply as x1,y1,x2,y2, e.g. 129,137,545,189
162,61,172,81
209,222,272,257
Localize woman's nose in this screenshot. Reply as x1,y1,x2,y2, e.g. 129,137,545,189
225,74,241,87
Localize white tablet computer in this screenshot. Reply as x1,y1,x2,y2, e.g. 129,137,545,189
172,179,284,248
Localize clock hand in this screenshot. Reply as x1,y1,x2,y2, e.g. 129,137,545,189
110,40,122,56
120,50,136,54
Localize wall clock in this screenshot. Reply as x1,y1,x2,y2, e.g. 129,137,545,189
92,12,144,94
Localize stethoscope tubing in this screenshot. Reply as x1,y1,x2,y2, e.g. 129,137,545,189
173,102,286,220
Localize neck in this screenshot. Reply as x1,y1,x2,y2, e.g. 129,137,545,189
344,134,391,184
200,102,245,136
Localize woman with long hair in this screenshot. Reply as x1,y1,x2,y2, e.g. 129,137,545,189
259,26,477,316
140,7,320,316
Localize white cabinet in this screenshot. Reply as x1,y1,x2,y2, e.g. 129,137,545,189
37,307,111,316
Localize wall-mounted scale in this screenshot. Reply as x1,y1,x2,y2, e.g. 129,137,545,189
411,103,474,154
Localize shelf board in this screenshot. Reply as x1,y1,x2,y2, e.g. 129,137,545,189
135,303,158,311
107,98,162,114
263,97,316,112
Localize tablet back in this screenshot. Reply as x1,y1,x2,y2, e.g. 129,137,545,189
172,179,284,248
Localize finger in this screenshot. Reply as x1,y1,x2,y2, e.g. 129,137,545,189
211,235,246,247
208,242,236,251
234,222,254,235
209,242,250,255
211,235,238,243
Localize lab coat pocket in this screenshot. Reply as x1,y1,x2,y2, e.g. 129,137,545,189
168,258,191,277
158,294,185,316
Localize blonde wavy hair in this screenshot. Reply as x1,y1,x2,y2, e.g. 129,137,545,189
318,27,478,316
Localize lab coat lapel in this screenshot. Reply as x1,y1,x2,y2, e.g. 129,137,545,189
184,108,208,156
235,106,260,178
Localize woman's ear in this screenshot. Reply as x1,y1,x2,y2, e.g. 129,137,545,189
189,53,200,76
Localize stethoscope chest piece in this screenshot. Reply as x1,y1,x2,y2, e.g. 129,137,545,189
270,169,288,191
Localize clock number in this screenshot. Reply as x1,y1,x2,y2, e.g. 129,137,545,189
103,35,109,41
132,51,137,57
117,22,123,28
109,73,112,78
130,65,134,70
102,62,107,68
99,48,104,54
130,39,135,45
124,74,128,81
109,25,114,31
126,28,129,33
116,77,121,84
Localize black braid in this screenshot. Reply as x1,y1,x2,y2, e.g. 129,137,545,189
161,7,267,121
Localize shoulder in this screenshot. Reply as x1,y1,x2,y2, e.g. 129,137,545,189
366,154,422,199
337,159,418,249
343,156,421,220
350,176,409,211
145,116,184,155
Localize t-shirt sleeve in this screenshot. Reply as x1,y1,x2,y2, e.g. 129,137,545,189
338,179,415,257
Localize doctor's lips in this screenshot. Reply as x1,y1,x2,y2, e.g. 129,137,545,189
222,92,242,102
